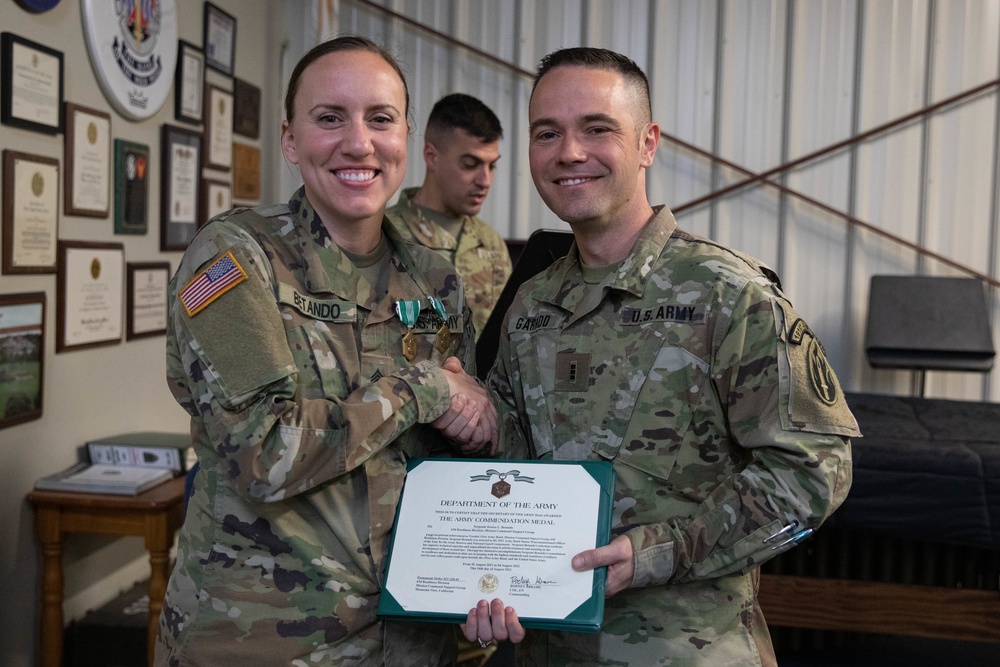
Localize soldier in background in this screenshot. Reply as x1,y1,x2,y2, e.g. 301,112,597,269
387,93,512,340
458,47,858,666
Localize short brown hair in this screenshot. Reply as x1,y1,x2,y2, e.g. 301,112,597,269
283,35,409,122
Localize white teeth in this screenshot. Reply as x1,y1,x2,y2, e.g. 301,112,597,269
338,170,375,182
559,178,590,186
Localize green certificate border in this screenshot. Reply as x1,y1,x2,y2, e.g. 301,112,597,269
377,458,615,632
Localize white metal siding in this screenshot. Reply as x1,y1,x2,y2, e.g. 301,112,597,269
303,0,1000,401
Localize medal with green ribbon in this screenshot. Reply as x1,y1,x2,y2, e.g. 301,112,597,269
394,299,422,361
427,296,452,355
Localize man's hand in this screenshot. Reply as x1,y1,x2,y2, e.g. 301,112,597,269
572,534,635,597
431,357,498,455
461,598,525,645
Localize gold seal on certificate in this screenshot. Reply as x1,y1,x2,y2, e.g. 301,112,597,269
378,459,614,632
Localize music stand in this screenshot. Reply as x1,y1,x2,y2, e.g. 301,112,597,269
864,275,995,395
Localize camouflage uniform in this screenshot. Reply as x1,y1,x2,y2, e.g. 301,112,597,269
386,187,512,339
155,187,475,666
490,207,858,666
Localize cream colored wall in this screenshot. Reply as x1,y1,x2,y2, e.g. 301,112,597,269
0,1,290,664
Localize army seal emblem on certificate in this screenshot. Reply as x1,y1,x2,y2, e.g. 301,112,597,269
478,574,499,594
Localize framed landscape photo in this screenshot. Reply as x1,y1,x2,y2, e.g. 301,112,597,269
174,40,205,125
204,84,233,171
233,78,260,139
0,292,45,429
113,139,149,235
201,178,232,225
232,143,260,202
2,150,59,274
160,124,202,251
1,32,63,134
126,261,169,340
64,102,112,218
56,240,124,353
203,2,236,76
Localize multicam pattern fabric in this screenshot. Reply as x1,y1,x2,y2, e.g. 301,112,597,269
489,206,858,667
386,188,512,340
155,187,476,666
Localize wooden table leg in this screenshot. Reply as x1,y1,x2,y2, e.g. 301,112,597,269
35,506,64,667
145,510,173,664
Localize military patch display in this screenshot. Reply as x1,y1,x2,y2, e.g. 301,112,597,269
180,251,247,317
806,339,838,405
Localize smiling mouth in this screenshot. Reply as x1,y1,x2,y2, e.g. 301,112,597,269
556,177,595,186
336,169,377,183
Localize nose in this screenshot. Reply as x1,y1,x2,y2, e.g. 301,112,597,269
474,165,493,189
557,133,586,164
342,120,374,157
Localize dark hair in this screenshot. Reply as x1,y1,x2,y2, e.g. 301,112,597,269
283,35,409,122
532,47,651,124
425,93,503,144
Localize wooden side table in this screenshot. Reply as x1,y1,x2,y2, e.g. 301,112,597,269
27,475,185,667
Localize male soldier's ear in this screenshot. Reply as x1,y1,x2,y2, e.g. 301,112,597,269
423,141,439,169
639,122,660,169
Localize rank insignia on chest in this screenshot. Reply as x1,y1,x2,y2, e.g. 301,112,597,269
401,330,417,362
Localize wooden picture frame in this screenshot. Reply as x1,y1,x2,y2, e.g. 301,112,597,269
174,40,204,126
63,102,111,217
232,143,260,202
2,149,59,274
233,78,260,139
203,2,236,77
126,261,170,340
1,32,63,135
0,291,45,429
160,124,202,251
56,240,124,353
113,139,149,235
203,84,233,171
200,178,232,226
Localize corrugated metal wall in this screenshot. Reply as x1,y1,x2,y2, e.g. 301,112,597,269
300,0,1000,401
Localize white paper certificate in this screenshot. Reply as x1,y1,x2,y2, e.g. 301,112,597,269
384,459,607,622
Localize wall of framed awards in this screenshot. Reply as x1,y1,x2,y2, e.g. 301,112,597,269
0,1,284,665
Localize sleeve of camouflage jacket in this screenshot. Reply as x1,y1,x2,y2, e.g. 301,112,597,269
626,281,856,588
168,228,456,503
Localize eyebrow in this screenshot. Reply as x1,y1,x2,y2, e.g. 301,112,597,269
529,112,621,133
309,103,401,115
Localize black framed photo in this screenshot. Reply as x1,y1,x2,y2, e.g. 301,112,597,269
160,124,202,251
204,84,233,171
1,32,64,135
126,261,170,340
113,139,149,235
0,291,45,429
64,102,111,218
174,40,205,126
233,78,260,139
56,240,124,353
2,150,59,274
203,2,236,76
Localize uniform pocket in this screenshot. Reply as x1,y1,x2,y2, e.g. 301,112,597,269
284,320,352,400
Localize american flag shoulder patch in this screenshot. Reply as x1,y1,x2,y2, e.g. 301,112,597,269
179,251,248,317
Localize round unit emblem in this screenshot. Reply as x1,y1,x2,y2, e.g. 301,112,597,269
80,0,178,120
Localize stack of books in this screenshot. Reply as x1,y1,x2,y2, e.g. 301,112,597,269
34,432,194,496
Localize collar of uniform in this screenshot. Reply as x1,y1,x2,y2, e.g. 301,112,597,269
393,187,476,251
536,205,677,306
383,219,438,299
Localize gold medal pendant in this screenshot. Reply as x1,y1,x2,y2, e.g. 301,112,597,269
434,324,451,355
402,330,417,361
